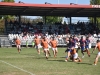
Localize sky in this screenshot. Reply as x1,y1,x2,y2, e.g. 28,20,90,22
15,0,90,23
15,0,90,4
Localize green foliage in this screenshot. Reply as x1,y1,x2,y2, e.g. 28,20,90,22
64,21,67,25
0,15,2,19
0,0,15,20
90,0,100,4
42,16,63,24
1,0,15,2
89,0,100,28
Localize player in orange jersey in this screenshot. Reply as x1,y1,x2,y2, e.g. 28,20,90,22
41,36,50,59
15,37,21,53
70,47,82,62
50,37,58,57
92,40,100,65
34,36,41,54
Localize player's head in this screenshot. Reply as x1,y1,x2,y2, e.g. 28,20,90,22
35,35,38,38
97,40,100,43
43,36,47,41
81,36,84,39
52,37,55,40
16,36,19,39
73,35,76,39
86,36,89,40
69,37,72,41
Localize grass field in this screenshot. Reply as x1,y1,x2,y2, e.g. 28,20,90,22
0,47,100,75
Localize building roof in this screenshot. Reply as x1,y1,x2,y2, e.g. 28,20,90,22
0,2,100,17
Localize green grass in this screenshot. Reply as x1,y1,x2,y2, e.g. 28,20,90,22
0,47,100,75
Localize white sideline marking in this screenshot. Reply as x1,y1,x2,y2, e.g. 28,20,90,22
0,60,35,75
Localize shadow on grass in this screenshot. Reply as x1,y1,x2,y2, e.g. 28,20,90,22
20,53,36,56
33,57,47,59
47,59,66,62
77,62,92,65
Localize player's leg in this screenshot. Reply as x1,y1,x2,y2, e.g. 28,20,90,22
55,48,58,57
44,49,48,59
76,47,80,53
16,45,19,53
17,45,20,53
86,48,90,57
93,52,100,65
65,49,71,61
77,57,82,62
36,45,40,54
47,48,51,57
52,48,57,57
19,45,21,51
84,46,90,57
81,46,85,58
52,48,55,57
26,43,28,48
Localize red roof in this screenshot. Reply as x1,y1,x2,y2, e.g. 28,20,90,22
0,2,100,17
0,2,92,8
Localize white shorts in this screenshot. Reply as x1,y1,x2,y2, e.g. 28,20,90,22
52,47,57,51
36,44,41,49
48,45,51,48
73,53,78,59
44,48,49,51
97,52,100,56
16,45,21,49
75,44,78,48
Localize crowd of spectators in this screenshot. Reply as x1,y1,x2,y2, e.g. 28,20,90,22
6,20,70,36
69,21,99,35
6,20,100,36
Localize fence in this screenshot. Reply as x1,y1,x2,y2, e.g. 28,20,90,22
0,39,67,48
0,37,98,48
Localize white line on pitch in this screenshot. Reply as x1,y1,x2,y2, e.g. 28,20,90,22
0,60,35,75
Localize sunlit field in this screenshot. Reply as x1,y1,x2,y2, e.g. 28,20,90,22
0,47,100,75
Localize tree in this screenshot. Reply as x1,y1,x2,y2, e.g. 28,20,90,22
0,0,15,20
42,16,63,24
90,0,100,23
1,0,15,2
90,0,100,5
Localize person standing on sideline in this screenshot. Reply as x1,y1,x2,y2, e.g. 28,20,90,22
50,37,58,58
34,36,41,54
32,39,35,48
26,40,29,48
92,40,100,65
15,37,21,53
